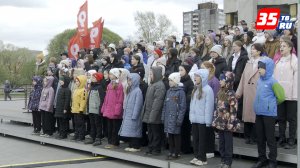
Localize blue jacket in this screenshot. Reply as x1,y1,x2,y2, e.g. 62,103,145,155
119,73,143,138
162,86,186,134
189,69,214,125
253,57,278,117
28,76,43,111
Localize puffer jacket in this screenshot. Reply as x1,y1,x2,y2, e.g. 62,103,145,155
162,86,186,134
38,76,55,112
189,69,214,125
142,66,166,124
71,75,88,114
28,76,43,111
55,76,71,118
87,82,105,115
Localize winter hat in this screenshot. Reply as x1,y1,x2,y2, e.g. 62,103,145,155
181,64,192,73
156,41,165,47
210,45,222,56
156,56,167,66
92,72,104,82
60,52,68,57
36,53,44,60
109,68,121,79
88,70,97,76
168,72,181,85
224,35,233,43
108,43,116,51
252,32,266,44
258,61,266,70
154,49,163,57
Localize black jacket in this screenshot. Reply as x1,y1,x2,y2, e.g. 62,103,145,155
228,49,249,91
180,74,194,115
165,58,181,78
130,63,145,79
213,56,228,79
110,60,124,69
55,76,71,118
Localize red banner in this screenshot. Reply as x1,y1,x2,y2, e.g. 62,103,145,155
68,32,83,60
82,31,90,49
77,1,88,36
89,17,104,49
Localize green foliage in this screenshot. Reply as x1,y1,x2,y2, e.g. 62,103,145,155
0,48,36,87
47,27,122,61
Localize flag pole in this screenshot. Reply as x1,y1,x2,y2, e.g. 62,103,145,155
297,1,300,168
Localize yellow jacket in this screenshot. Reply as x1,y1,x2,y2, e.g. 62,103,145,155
71,75,88,114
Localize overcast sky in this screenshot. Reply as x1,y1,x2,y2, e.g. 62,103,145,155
0,0,223,51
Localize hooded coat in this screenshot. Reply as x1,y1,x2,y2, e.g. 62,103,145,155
189,69,214,125
28,76,43,111
212,71,240,132
71,75,88,114
87,81,105,115
119,73,144,138
55,76,71,118
142,66,166,124
162,86,186,134
38,76,55,112
254,57,285,117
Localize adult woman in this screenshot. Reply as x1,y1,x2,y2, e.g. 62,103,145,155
179,36,191,63
243,31,254,59
274,39,298,149
194,34,205,56
221,35,233,63
236,43,265,144
110,53,124,69
228,40,249,120
165,48,181,78
283,29,297,53
201,35,214,62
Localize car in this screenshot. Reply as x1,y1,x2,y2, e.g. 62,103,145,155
11,88,25,92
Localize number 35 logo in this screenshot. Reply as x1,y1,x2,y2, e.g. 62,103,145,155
256,8,280,30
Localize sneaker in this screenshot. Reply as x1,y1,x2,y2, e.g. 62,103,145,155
193,160,207,166
125,147,132,151
166,153,173,160
144,150,152,155
44,134,51,138
119,140,125,144
105,144,113,149
206,153,215,158
84,138,94,144
32,130,40,135
128,148,141,152
92,139,102,146
190,158,198,164
70,136,78,141
40,133,46,137
56,135,67,140
284,140,296,149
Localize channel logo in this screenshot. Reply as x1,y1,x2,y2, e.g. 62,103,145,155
256,8,294,30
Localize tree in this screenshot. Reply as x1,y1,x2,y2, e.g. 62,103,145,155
47,27,122,60
134,11,177,43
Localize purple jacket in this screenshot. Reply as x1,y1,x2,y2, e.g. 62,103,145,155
101,81,124,119
208,76,220,100
38,76,55,112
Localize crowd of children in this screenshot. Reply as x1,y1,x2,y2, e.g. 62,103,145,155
28,20,298,168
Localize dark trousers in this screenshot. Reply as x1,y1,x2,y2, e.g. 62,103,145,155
147,124,163,152
206,126,215,153
58,117,69,137
4,92,11,101
89,113,103,140
41,110,55,135
129,137,141,149
74,113,86,139
85,115,91,135
103,117,108,138
53,108,59,132
277,101,297,141
255,115,277,163
181,115,192,154
107,118,121,146
141,123,149,146
219,130,233,165
192,123,207,162
168,134,181,155
32,110,41,131
237,97,243,120
244,122,256,141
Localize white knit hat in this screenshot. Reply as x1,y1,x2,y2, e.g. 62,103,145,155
109,68,120,79
168,72,181,85
224,35,233,43
210,45,222,56
88,70,97,76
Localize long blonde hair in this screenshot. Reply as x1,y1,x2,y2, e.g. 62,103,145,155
192,76,203,100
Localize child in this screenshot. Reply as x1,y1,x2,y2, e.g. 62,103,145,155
212,71,240,168
54,75,71,139
85,73,105,146
101,68,124,149
28,76,43,135
189,69,214,166
252,58,285,168
38,76,55,137
142,66,166,155
119,73,144,152
71,75,88,141
162,72,186,159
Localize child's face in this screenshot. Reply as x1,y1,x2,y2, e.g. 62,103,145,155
43,78,48,86
75,79,80,87
127,78,132,87
178,66,186,77
194,75,201,85
104,71,109,80
32,80,37,86
109,73,117,80
210,51,218,59
258,68,266,76
131,58,138,65
59,80,64,86
168,79,176,88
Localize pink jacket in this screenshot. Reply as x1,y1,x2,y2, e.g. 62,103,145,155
38,76,55,112
274,54,298,101
101,82,124,119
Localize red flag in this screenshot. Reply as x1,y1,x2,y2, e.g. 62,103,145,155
82,31,90,49
89,18,104,48
77,1,88,36
68,32,83,60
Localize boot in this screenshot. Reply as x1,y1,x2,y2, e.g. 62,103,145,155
277,137,286,148
284,139,296,149
93,138,102,146
84,138,94,144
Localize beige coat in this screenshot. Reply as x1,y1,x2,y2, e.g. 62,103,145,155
236,59,260,123
274,54,298,101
